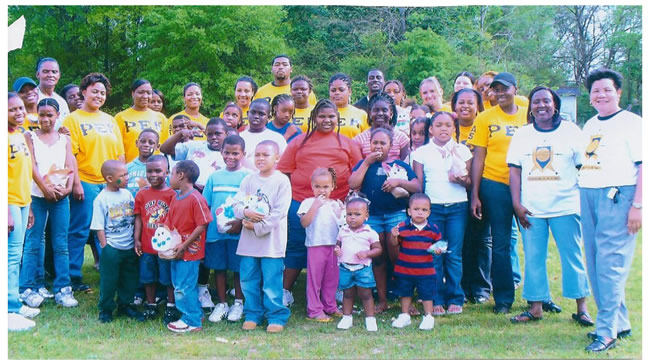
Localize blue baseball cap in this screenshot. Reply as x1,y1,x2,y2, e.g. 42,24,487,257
13,77,38,92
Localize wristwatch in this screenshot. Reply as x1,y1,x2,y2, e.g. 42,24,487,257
632,202,642,209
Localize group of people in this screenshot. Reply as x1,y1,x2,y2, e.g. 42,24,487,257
7,54,641,353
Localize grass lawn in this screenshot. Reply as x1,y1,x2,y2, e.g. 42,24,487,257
8,234,642,359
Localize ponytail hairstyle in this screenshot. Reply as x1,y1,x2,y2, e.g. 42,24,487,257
311,167,338,190
454,71,476,88
222,102,243,129
367,92,397,128
451,88,485,116
37,98,60,113
300,99,341,150
271,94,295,119
130,79,151,93
183,82,201,96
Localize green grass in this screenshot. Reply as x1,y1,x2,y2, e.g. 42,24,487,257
9,233,642,359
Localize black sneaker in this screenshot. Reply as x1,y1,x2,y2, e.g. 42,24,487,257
99,310,113,323
117,304,146,322
163,306,181,325
71,278,92,293
493,304,511,314
143,304,158,320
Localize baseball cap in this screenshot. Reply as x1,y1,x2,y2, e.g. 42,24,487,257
13,77,38,92
490,72,517,88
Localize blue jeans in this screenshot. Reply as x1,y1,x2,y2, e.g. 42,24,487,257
510,217,521,285
461,192,492,300
20,196,71,292
68,181,104,280
479,178,515,307
285,199,307,270
429,202,468,306
9,204,30,313
240,256,290,326
171,260,202,327
521,214,590,301
581,186,637,339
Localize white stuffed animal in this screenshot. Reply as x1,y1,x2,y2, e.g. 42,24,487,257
215,196,237,234
152,225,182,259
243,190,271,217
448,144,468,178
383,162,409,198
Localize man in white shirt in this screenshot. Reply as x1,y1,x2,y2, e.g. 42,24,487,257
35,57,70,129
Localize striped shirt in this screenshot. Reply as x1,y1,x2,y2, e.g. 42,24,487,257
353,128,410,161
393,219,441,278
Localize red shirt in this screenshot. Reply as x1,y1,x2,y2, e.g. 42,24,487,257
165,189,212,261
278,130,362,202
134,187,177,255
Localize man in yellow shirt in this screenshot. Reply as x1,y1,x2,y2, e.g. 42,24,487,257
254,54,317,106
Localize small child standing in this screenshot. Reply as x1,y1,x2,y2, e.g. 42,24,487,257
234,141,292,333
334,197,382,331
390,193,442,330
165,160,212,333
297,168,345,322
203,135,252,323
126,129,160,197
91,160,144,323
133,155,177,323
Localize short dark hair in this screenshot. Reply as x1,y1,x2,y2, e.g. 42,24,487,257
250,98,271,115
60,84,79,99
206,117,227,129
526,86,562,125
585,68,624,91
80,73,111,94
370,127,393,145
222,134,246,151
272,54,291,66
138,128,159,141
146,154,169,170
409,192,431,206
174,160,200,184
257,139,280,155
35,57,59,72
291,75,313,91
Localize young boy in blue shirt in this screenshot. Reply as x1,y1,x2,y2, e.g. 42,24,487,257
126,129,160,197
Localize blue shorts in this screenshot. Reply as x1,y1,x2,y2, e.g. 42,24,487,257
367,210,407,234
139,252,171,286
284,199,307,270
204,239,241,272
393,275,436,301
338,264,375,290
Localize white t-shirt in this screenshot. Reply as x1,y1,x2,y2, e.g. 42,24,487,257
174,140,225,186
240,129,288,172
506,121,582,217
29,132,69,198
297,197,343,247
412,140,472,204
578,110,642,188
38,87,70,131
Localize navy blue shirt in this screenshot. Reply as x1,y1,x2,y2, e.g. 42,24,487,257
352,159,417,216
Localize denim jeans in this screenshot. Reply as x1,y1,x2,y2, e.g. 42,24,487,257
510,217,522,285
521,214,590,302
171,260,202,327
68,181,104,280
429,201,468,306
461,192,492,299
479,178,515,307
240,256,290,326
20,196,71,293
9,204,30,313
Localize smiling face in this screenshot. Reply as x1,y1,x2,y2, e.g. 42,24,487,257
311,173,334,199
132,82,152,110
222,143,245,171
291,80,310,107
82,82,107,111
18,84,39,108
369,100,393,129
315,107,338,134
37,105,59,132
36,61,61,90
136,131,159,160
8,96,26,128
346,201,368,230
235,81,254,109
329,79,350,108
205,123,226,151
383,82,404,106
530,89,556,123
146,159,168,189
272,57,292,82
248,102,270,132
492,83,516,109
367,70,385,94
419,81,443,112
590,78,621,116
429,113,455,146
184,85,202,110
222,105,241,129
454,76,474,92
477,75,494,104
454,91,479,123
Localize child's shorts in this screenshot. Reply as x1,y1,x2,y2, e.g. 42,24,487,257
393,275,435,301
139,252,171,286
204,239,241,272
338,264,375,290
367,210,407,234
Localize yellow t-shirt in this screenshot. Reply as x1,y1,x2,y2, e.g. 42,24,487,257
253,82,317,106
115,107,167,163
295,105,316,133
8,129,32,206
17,113,40,133
160,110,210,144
63,110,125,184
482,95,529,112
336,105,369,139
458,124,474,151
467,105,527,184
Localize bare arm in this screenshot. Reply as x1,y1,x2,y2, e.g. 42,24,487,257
96,230,107,248
628,164,642,234
299,198,323,228
509,166,531,229
134,215,143,256
470,146,487,220
24,132,55,201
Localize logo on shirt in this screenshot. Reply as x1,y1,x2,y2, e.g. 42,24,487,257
145,199,170,229
529,146,559,181
582,134,602,171
9,140,29,159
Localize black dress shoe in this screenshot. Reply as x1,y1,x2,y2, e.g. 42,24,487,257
541,300,562,313
588,329,632,340
493,305,511,314
585,337,616,353
71,278,92,293
99,310,113,323
117,304,146,322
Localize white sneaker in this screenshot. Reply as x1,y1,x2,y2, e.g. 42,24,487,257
8,313,35,332
419,314,435,330
365,316,378,332
19,289,44,308
208,302,229,322
37,286,55,299
55,286,79,308
198,285,215,309
19,305,40,319
133,296,144,306
337,315,353,330
227,300,244,322
335,290,343,303
392,313,412,328
282,289,294,307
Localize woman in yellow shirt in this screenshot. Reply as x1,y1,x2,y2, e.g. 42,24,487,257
8,92,36,331
62,72,125,292
161,82,209,143
116,79,166,163
328,73,369,138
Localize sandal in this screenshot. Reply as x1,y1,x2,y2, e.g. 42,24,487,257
572,311,594,327
408,304,420,316
510,311,542,324
374,304,389,315
432,305,446,316
542,301,562,313
307,315,332,323
447,304,463,315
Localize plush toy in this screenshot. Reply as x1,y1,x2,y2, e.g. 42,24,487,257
43,164,72,188
382,162,409,198
215,196,237,234
449,144,468,178
152,225,182,259
243,190,271,217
